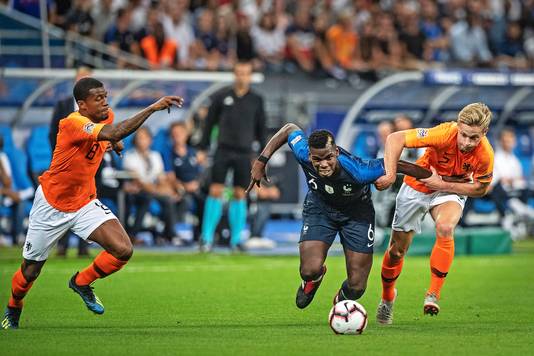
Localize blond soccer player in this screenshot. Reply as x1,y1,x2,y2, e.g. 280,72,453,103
374,102,495,324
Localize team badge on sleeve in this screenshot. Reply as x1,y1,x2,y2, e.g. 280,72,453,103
83,122,96,134
291,135,302,145
416,128,428,138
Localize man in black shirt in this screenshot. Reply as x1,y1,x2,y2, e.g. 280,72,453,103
199,61,267,251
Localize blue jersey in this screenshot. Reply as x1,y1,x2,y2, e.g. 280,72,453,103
288,130,385,219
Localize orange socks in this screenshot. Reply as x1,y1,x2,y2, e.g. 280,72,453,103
381,251,404,302
76,251,128,286
8,269,33,309
428,236,454,298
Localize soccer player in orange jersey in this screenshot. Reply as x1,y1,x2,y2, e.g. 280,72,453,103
1,78,183,329
373,102,494,324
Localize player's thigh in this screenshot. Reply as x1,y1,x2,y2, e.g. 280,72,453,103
71,200,130,256
430,201,463,235
343,248,373,287
211,149,231,185
339,220,375,254
231,154,252,190
299,240,330,264
87,219,132,259
22,187,73,261
391,184,430,234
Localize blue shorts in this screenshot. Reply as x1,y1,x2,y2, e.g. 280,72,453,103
300,192,375,254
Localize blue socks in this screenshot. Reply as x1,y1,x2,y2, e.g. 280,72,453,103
201,196,223,245
229,199,247,247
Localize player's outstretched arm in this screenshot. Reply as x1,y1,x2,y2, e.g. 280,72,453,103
421,166,491,197
375,131,407,190
97,96,184,142
397,160,470,183
246,123,301,193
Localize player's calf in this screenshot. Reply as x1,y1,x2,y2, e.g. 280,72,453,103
295,265,327,309
333,280,365,304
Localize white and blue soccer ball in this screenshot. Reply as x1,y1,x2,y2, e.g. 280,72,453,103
328,300,368,335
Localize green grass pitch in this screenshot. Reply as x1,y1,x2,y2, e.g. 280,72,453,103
1,242,534,355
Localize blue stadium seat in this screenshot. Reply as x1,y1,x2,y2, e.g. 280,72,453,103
5,147,34,215
0,125,15,151
26,125,52,177
152,128,171,157
473,199,497,214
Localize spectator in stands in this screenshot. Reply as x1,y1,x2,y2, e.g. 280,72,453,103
49,66,92,257
326,9,366,73
165,121,205,242
398,8,431,69
49,0,73,30
449,10,493,67
286,8,317,73
91,0,116,42
140,22,177,69
212,11,235,70
376,120,395,158
104,7,139,68
123,127,181,245
251,11,287,72
162,1,195,69
64,0,94,37
373,13,403,70
190,9,220,70
490,128,534,235
235,12,261,69
0,137,33,246
420,0,450,63
496,22,529,69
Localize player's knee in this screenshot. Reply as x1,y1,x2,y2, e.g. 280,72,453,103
388,247,406,261
435,222,455,237
209,184,224,197
300,264,323,281
112,242,133,261
22,266,41,282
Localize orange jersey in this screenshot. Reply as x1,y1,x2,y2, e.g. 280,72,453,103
403,122,494,194
39,110,114,212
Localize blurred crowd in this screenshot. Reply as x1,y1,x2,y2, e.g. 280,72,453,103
6,0,534,77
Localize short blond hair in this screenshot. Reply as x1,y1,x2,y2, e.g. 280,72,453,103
457,102,492,131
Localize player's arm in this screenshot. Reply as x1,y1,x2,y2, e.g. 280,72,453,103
246,123,301,193
420,166,491,197
97,96,184,142
375,131,406,190
397,160,470,183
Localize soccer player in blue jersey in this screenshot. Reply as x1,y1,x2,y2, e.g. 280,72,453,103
247,123,419,308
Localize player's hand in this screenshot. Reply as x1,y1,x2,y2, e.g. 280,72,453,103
112,140,124,157
374,173,396,191
245,160,270,194
150,96,184,112
420,166,444,190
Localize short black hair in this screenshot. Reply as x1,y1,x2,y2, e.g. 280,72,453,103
308,129,336,149
73,77,103,101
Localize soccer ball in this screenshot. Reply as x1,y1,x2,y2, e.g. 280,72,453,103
328,300,368,335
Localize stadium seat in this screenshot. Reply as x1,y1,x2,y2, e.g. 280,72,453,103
0,125,15,151
5,147,34,215
473,199,497,214
152,128,171,157
26,125,52,180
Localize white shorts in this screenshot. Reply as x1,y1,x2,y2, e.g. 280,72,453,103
391,183,467,234
22,185,118,261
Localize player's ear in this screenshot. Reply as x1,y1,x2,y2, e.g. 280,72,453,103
77,100,86,111
335,146,340,156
